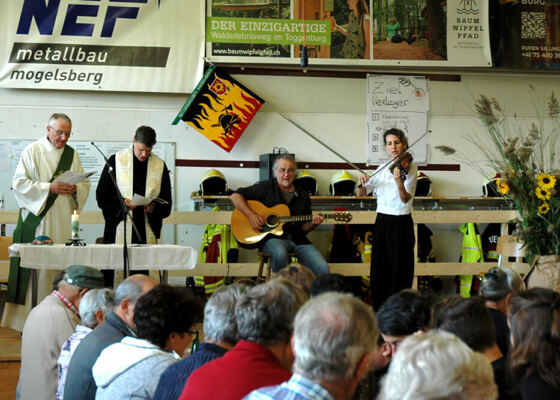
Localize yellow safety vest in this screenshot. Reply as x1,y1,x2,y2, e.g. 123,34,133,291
195,207,238,295
459,223,484,298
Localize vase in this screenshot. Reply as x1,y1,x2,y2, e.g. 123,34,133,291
526,255,560,292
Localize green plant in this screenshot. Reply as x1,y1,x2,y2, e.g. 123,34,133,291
438,91,560,263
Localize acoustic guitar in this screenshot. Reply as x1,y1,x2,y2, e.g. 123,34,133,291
231,200,353,245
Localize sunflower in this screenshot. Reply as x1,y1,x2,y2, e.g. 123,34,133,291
536,186,552,200
496,178,509,195
537,173,556,189
539,203,551,214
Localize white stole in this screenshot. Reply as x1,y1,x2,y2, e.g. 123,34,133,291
115,145,164,244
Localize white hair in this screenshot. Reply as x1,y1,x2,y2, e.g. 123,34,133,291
379,330,498,400
203,283,248,345
48,113,71,127
79,288,114,328
293,293,378,382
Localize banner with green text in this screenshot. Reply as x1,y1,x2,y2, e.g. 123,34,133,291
206,0,492,67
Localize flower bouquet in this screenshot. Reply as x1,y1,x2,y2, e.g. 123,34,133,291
438,91,560,264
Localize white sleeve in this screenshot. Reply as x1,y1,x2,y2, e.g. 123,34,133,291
12,146,50,215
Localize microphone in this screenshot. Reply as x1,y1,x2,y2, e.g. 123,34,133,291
91,141,109,164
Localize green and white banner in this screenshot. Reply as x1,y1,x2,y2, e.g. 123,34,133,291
0,0,205,92
206,0,492,67
207,17,331,46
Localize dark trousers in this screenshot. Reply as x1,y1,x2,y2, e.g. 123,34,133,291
371,213,415,310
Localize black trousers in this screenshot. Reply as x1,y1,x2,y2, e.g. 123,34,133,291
371,213,415,310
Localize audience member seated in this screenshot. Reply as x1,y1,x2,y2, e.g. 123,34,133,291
431,296,511,399
56,288,114,400
246,292,378,400
153,282,249,400
480,266,525,356
373,289,433,397
508,288,560,399
310,273,353,297
19,265,104,399
376,289,432,358
379,330,498,400
273,263,316,296
93,284,202,399
179,278,307,400
64,274,157,400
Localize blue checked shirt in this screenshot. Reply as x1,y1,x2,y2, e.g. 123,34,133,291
243,373,335,400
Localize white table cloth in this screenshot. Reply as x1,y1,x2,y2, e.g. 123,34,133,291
11,244,197,270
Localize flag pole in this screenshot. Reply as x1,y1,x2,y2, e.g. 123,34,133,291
266,102,367,174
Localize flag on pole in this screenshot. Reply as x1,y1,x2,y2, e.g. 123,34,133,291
173,65,265,152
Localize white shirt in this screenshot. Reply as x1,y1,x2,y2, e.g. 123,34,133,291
364,160,417,215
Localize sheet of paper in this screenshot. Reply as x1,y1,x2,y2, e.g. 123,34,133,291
129,193,169,206
53,170,96,185
129,193,153,206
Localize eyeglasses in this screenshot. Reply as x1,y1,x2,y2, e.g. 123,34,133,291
49,126,72,138
276,168,295,175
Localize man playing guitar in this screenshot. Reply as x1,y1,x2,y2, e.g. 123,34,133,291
230,154,329,276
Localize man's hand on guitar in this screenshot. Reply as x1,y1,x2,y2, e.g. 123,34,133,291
303,214,324,233
312,214,324,227
249,213,264,231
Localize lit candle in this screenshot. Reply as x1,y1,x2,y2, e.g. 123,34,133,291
71,210,79,239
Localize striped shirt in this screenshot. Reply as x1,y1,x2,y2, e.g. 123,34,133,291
244,373,335,400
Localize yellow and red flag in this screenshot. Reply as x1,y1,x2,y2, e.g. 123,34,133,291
173,65,265,152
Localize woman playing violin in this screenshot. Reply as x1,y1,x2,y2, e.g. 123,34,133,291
357,128,418,310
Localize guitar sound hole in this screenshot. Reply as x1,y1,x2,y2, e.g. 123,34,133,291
265,215,279,227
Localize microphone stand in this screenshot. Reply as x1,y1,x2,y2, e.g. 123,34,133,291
91,142,141,278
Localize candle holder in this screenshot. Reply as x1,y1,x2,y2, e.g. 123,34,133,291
66,238,86,246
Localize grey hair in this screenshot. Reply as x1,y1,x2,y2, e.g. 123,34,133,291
293,293,378,382
480,266,525,302
235,278,307,346
272,154,297,170
79,288,114,328
113,276,149,307
203,283,248,345
48,113,71,127
379,330,497,400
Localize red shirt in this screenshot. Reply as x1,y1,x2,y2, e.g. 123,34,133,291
179,340,291,400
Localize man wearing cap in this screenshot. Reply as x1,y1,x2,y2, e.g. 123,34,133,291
230,154,329,276
4,113,91,332
19,265,104,400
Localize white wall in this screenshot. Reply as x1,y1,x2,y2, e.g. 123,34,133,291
0,72,557,264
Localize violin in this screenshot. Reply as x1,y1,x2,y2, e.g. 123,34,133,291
389,152,413,182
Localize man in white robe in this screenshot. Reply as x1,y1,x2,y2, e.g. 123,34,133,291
2,113,91,332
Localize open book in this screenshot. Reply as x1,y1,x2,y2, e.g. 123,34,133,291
54,171,96,185
129,193,169,206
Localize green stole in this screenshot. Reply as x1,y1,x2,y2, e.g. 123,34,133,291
6,145,75,305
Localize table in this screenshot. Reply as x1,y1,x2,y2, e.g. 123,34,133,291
14,244,197,271
10,244,198,306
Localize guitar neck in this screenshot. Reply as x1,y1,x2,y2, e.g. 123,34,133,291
278,214,337,223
